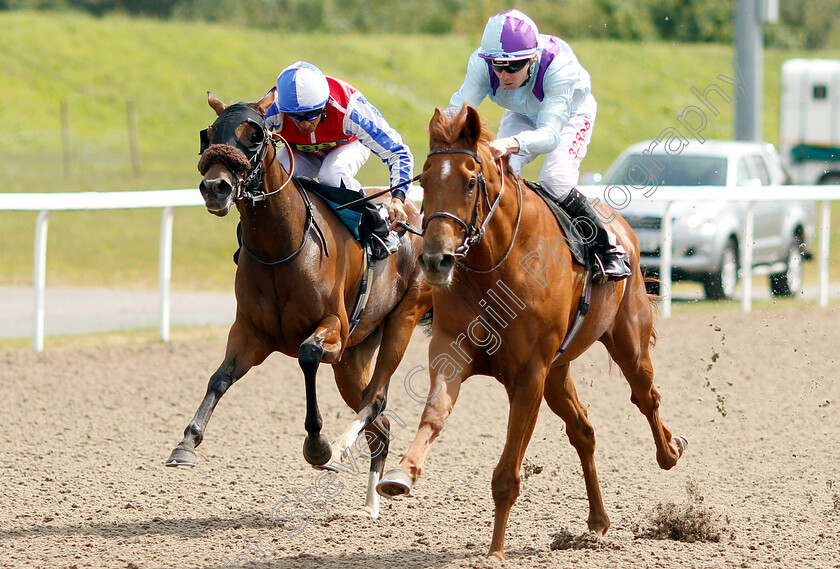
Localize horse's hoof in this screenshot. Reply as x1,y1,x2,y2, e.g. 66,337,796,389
165,447,196,467
303,435,333,467
377,469,413,497
674,435,689,456
312,462,339,473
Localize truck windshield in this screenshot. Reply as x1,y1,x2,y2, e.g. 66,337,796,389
604,154,728,187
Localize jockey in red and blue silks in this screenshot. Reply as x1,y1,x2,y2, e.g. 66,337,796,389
449,9,630,282
263,61,414,228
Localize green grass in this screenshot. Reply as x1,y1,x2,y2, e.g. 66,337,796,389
1,11,838,292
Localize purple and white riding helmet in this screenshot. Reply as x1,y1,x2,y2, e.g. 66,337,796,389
478,9,539,62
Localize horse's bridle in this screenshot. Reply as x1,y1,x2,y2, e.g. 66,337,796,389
199,106,322,265
423,147,521,273
199,105,295,205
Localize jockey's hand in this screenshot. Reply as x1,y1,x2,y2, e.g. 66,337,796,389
269,131,283,142
388,198,408,231
488,137,520,161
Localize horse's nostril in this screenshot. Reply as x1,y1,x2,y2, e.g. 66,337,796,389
419,252,455,278
200,177,232,198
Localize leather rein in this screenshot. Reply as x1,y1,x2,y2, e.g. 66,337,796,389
210,127,328,266
422,148,522,274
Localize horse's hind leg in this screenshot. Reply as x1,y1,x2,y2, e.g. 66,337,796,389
299,315,345,467
166,325,270,467
543,363,609,535
336,283,433,458
602,289,686,470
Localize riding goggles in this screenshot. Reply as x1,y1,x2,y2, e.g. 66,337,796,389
287,108,325,122
490,59,530,74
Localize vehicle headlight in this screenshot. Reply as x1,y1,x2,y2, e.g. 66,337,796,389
677,212,716,233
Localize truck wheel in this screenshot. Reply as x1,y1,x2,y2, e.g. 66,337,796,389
770,242,804,297
703,239,739,300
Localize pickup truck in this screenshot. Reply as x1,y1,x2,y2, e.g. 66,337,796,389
599,140,815,300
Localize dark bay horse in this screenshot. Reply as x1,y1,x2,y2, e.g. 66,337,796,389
377,105,687,557
166,92,431,518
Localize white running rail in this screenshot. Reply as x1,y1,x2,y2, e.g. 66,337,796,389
1,185,836,350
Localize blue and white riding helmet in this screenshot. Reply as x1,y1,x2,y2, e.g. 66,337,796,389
275,61,330,114
478,9,539,62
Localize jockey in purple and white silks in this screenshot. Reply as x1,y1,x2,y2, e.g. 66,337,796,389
449,9,630,282
263,61,413,229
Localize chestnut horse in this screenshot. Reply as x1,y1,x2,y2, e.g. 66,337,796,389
166,92,431,518
377,105,687,558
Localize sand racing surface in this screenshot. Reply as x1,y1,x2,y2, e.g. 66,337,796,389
1,305,839,568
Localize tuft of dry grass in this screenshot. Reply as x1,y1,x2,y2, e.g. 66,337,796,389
633,478,726,543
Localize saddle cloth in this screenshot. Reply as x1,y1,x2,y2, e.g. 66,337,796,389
294,176,371,240
523,180,588,266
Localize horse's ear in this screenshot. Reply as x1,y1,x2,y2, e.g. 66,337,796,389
428,108,446,145
207,91,227,116
461,105,482,148
255,87,276,116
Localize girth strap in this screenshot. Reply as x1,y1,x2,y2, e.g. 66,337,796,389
553,261,592,361
348,251,376,337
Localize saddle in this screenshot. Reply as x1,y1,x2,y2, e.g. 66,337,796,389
232,177,402,265
289,177,402,262
523,180,593,359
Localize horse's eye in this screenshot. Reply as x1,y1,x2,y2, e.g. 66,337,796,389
467,178,477,191
250,131,262,144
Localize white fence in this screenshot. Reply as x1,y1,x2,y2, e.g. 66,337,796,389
2,185,838,351
4,190,204,351
579,184,837,317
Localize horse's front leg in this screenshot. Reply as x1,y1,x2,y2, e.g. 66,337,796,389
377,333,467,496
166,324,270,467
300,314,345,467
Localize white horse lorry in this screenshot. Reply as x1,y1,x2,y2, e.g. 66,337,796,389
780,58,840,185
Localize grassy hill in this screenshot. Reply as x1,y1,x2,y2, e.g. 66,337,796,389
0,11,834,291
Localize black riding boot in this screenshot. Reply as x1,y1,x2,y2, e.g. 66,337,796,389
367,202,401,261
557,188,632,283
